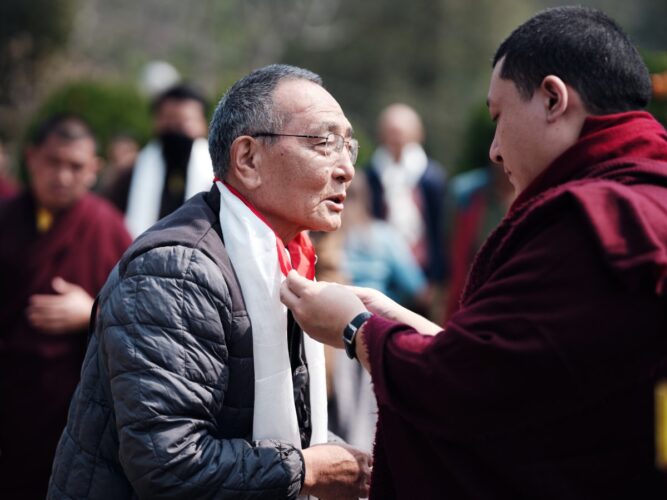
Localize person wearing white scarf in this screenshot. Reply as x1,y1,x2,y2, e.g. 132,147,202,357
216,180,328,450
125,137,213,238
122,85,213,238
208,65,371,499
47,66,371,500
365,103,448,291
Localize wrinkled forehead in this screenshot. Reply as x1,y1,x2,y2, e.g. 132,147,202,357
273,79,353,136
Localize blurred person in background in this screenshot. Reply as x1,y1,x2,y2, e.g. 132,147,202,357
48,64,371,500
342,175,428,309
444,104,514,321
365,103,447,318
333,175,427,452
307,227,348,433
282,6,667,498
444,164,513,320
96,132,140,194
105,84,213,237
0,135,18,198
0,114,131,499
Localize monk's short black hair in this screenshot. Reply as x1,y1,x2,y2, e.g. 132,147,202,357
31,113,97,148
493,6,652,115
150,84,209,116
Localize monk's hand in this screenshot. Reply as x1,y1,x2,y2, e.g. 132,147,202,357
351,285,442,336
26,277,94,335
350,285,403,320
300,443,372,499
280,270,367,348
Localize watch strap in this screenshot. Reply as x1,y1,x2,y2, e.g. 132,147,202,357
343,311,373,360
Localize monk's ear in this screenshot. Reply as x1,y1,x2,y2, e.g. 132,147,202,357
84,156,102,189
228,136,262,190
540,75,569,123
24,146,38,176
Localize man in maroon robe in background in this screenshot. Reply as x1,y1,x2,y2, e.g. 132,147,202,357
0,135,18,199
282,6,667,499
0,115,131,499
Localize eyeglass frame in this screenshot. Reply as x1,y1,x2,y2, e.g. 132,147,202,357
250,131,359,166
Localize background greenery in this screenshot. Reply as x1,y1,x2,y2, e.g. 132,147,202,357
1,0,666,178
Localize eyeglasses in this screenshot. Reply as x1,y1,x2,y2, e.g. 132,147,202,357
251,132,359,166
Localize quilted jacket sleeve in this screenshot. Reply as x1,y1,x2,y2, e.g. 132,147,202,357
99,245,304,499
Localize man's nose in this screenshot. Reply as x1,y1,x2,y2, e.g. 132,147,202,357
56,166,74,185
489,137,503,166
334,152,355,183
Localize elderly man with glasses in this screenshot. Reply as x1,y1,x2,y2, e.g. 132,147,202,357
48,64,370,500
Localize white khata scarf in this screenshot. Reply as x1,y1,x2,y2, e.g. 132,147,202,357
371,142,428,248
125,138,213,238
216,180,328,449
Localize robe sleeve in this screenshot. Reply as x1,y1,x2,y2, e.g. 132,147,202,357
365,210,658,441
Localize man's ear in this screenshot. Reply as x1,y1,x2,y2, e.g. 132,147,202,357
228,136,262,190
541,75,569,123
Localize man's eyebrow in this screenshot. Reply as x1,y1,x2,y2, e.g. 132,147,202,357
314,121,354,136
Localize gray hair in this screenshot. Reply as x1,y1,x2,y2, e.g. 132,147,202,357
208,64,323,178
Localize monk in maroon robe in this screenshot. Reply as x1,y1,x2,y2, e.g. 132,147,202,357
0,177,17,198
282,7,667,499
0,137,18,199
0,115,131,499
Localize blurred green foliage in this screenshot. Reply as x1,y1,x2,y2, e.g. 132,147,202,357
644,50,667,127
0,0,76,106
456,103,496,173
28,81,151,154
14,81,151,184
2,0,666,181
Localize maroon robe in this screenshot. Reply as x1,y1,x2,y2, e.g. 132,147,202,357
0,176,18,199
365,112,667,499
0,191,131,500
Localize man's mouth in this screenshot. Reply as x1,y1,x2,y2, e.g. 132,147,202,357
325,194,346,211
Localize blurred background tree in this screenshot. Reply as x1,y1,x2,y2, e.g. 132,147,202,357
0,0,665,179
0,0,77,132
645,51,667,128
28,82,151,151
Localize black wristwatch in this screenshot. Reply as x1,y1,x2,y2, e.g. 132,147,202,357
343,311,374,360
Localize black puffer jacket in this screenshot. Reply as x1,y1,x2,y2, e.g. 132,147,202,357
48,188,308,499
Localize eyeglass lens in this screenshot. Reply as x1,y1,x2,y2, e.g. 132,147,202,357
325,133,358,165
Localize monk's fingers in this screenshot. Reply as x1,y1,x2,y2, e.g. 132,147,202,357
348,286,378,304
285,269,317,297
27,306,62,324
27,310,58,329
35,321,71,335
27,299,70,320
29,294,65,307
27,309,72,334
27,303,53,320
51,276,82,294
280,279,301,310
